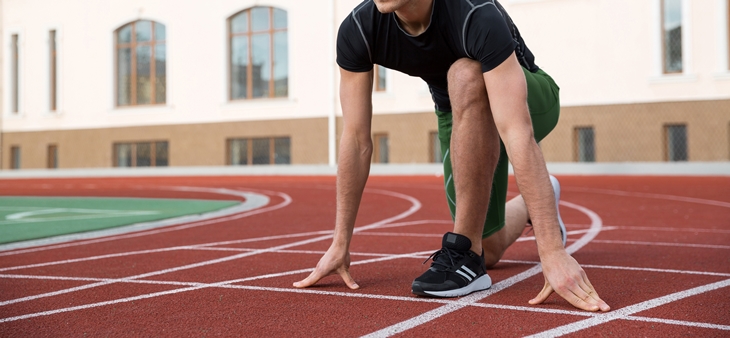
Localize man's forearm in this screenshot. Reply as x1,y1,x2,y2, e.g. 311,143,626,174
332,129,373,249
505,136,564,256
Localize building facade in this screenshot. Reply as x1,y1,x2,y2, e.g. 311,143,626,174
1,0,729,170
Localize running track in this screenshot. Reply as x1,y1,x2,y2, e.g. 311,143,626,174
0,175,728,337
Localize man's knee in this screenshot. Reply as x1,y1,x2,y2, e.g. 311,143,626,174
447,58,488,113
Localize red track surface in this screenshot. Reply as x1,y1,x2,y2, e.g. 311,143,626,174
0,175,728,337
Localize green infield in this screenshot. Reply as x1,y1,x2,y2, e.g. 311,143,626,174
0,196,240,244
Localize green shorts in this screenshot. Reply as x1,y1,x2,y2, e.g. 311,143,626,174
436,67,560,238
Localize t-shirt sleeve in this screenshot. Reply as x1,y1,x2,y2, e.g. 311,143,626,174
464,5,517,73
336,14,374,72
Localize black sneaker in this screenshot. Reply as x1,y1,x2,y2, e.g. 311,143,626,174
411,232,492,298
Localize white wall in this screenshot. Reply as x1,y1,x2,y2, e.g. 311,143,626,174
3,0,729,133
2,0,337,132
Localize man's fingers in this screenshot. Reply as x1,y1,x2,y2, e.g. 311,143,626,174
292,269,323,288
339,269,360,289
564,286,603,312
579,274,611,311
528,279,553,305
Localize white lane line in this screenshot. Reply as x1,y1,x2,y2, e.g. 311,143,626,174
0,229,332,272
360,200,603,338
589,240,730,250
2,273,728,332
562,187,730,208
498,260,730,278
623,316,730,331
0,187,277,255
527,278,730,337
0,189,420,308
611,225,730,234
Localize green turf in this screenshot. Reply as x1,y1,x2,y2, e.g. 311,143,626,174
0,196,240,244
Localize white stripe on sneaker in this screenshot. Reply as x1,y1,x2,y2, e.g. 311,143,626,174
455,270,472,281
461,266,477,278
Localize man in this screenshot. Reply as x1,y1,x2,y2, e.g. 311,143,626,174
294,0,610,312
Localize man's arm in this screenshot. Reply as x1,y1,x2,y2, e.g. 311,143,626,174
483,52,610,312
293,67,374,289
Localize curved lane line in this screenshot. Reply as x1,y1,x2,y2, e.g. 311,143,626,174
0,187,273,255
360,200,603,338
0,189,419,312
563,187,730,209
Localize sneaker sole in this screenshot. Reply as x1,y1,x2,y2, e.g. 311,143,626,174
549,175,568,246
412,274,492,298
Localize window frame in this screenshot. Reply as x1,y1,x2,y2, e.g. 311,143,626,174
114,20,167,107
228,7,288,101
47,144,58,169
374,65,387,92
429,131,442,163
113,141,169,167
10,146,21,170
226,136,291,165
664,124,689,161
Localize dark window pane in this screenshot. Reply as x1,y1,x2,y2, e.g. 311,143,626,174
136,45,152,104
251,7,270,31
663,0,682,73
155,142,168,166
431,132,442,163
273,8,287,29
231,12,249,33
274,137,290,164
117,48,132,105
136,142,151,167
231,36,249,99
11,146,21,170
50,30,57,111
252,138,270,164
116,143,132,167
136,20,152,42
11,35,19,113
48,144,58,169
230,139,248,165
577,127,595,162
251,34,271,98
667,125,688,161
155,44,166,104
154,22,166,41
273,31,288,97
376,135,389,164
118,24,132,43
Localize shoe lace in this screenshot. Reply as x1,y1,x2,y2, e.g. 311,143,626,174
422,246,465,271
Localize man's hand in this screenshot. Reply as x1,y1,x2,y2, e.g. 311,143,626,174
529,250,610,312
293,245,359,289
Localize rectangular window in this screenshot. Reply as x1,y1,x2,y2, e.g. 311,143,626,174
665,124,688,161
429,131,442,163
10,146,21,170
574,127,596,162
47,144,58,169
374,65,387,92
662,0,683,73
11,34,19,113
49,30,57,111
227,137,291,165
114,141,169,167
373,133,389,164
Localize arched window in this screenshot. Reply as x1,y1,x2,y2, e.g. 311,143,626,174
115,20,166,106
229,7,288,100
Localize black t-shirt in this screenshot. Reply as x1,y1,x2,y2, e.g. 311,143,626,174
337,0,538,112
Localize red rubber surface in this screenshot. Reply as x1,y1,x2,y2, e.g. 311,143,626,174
0,175,728,337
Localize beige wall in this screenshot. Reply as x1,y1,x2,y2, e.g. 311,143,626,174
540,99,730,162
2,118,329,169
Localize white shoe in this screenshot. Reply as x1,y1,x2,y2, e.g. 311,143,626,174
549,175,568,246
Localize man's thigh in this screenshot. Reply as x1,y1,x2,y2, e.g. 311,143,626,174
435,67,560,238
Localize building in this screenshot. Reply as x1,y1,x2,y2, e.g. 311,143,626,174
2,0,729,170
